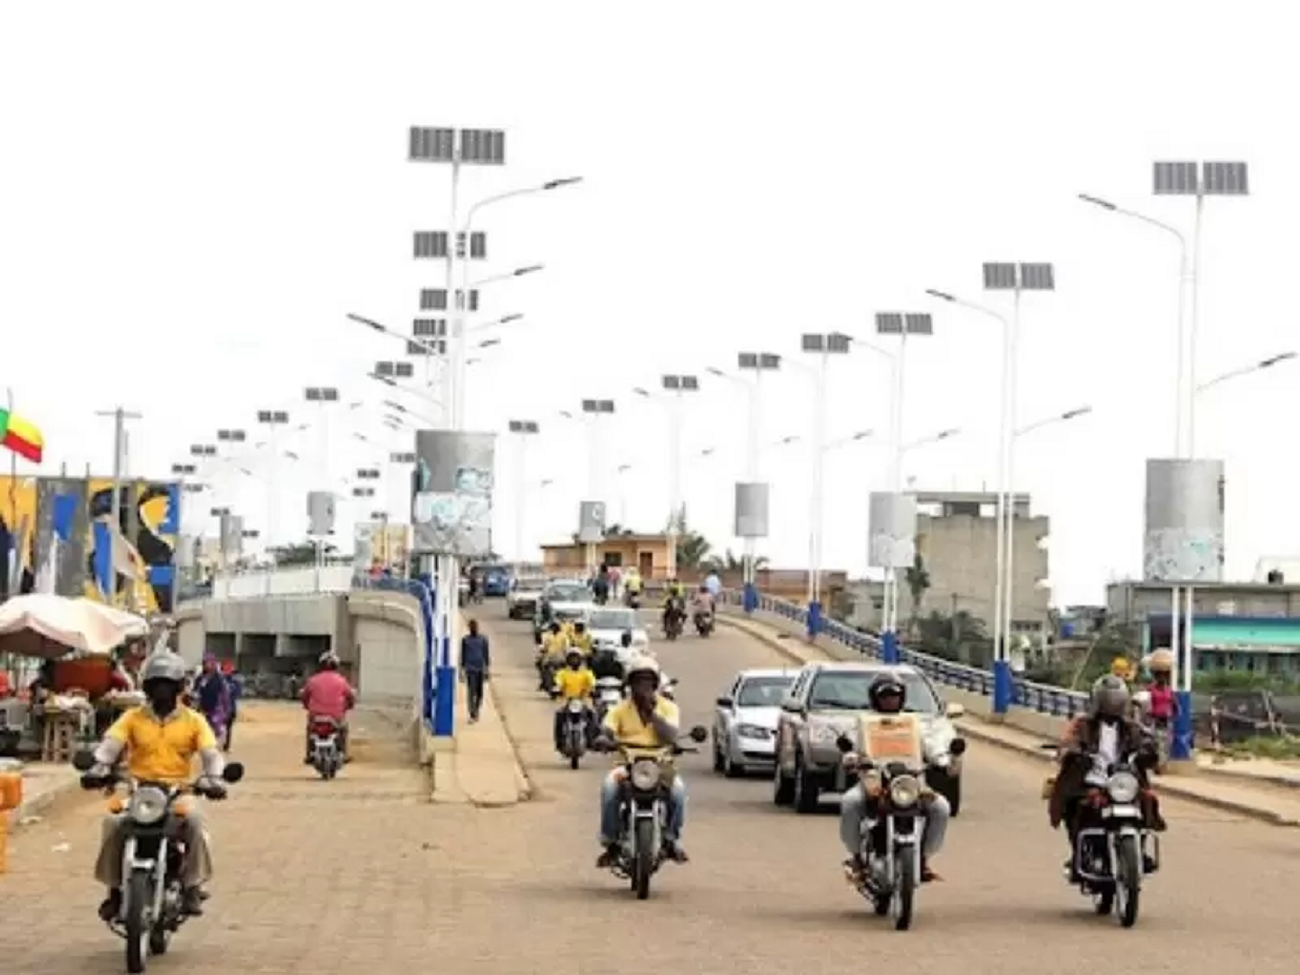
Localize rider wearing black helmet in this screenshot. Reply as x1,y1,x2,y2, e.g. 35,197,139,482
838,672,950,883
86,652,225,918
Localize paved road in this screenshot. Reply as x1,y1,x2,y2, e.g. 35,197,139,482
7,609,1300,973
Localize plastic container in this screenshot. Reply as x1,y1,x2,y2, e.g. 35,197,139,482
0,762,23,812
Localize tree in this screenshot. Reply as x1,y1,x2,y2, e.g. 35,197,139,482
701,548,770,573
667,505,712,570
269,540,335,567
903,552,931,634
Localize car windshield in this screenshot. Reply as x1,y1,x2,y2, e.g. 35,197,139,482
737,676,794,707
547,584,591,603
806,671,940,714
516,577,547,591
589,609,637,631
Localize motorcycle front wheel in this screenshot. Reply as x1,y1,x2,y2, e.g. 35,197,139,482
892,852,916,931
1114,834,1141,928
125,870,153,973
633,818,655,900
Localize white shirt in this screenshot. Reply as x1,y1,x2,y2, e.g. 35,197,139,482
1087,721,1120,786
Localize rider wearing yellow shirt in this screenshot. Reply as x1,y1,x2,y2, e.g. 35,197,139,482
569,619,593,656
594,656,688,865
553,648,596,751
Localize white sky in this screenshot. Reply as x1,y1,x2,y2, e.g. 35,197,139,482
3,1,1297,606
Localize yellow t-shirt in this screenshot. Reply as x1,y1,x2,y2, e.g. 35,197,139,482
602,696,680,750
554,667,595,701
569,631,593,654
106,706,217,785
542,632,569,658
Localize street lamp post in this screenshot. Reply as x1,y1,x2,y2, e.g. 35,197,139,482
616,463,633,527
304,387,339,487
1081,159,1248,761
508,420,540,561
579,399,615,575
1196,352,1296,393
798,333,852,635
727,352,782,611
254,409,290,548
927,261,1054,714
633,374,699,579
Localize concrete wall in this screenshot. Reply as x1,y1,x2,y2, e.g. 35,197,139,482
347,590,425,704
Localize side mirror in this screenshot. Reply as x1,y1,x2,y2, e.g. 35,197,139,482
222,762,245,783
835,734,855,753
949,737,967,756
781,696,805,714
688,725,709,743
71,749,97,772
716,696,733,709
945,702,965,719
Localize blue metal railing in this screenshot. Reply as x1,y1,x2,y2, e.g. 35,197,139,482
716,588,1086,718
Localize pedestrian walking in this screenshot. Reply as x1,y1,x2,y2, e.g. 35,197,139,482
460,619,491,722
220,660,242,751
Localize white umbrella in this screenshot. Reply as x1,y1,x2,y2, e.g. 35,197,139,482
0,594,150,659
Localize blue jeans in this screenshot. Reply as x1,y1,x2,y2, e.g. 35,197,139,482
599,770,686,845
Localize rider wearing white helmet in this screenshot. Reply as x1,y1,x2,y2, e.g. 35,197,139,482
593,655,689,866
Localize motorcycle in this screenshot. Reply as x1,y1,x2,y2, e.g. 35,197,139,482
693,610,714,637
601,727,708,900
663,604,684,641
309,715,343,779
73,750,244,974
835,734,962,930
625,591,642,609
594,676,624,721
560,699,591,769
1054,745,1159,928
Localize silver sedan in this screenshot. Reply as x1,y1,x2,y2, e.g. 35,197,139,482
712,668,797,778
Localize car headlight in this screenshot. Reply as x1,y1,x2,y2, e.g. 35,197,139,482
889,774,922,807
129,785,169,825
630,759,660,791
1107,770,1140,803
736,723,772,740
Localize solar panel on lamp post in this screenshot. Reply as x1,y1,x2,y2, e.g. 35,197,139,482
304,387,340,488
797,333,851,635
638,374,699,579
580,399,615,575
508,420,540,561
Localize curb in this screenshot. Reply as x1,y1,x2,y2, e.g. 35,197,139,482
485,675,535,805
5,775,84,834
954,719,1300,828
715,613,816,666
1198,763,1300,791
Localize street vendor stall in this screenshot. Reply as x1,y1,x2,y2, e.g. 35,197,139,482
0,595,149,761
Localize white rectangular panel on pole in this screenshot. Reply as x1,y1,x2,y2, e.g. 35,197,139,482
577,501,606,544
868,491,918,569
1143,458,1225,583
734,482,770,539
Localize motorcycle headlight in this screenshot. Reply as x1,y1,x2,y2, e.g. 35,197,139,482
129,786,169,825
566,699,585,713
1107,770,1140,803
889,774,921,808
736,723,772,740
630,759,660,791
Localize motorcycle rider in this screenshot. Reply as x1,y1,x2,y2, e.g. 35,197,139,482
1143,648,1177,732
689,584,715,627
300,651,356,764
839,675,950,883
85,652,224,920
570,619,594,657
1048,675,1165,880
592,563,611,605
594,655,689,866
538,620,569,688
553,648,597,751
661,583,686,635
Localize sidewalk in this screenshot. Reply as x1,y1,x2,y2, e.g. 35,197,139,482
4,762,81,833
716,609,1300,828
418,625,530,809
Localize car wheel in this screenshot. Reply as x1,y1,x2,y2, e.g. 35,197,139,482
723,748,744,779
772,756,795,806
793,752,820,814
712,738,726,774
928,767,962,817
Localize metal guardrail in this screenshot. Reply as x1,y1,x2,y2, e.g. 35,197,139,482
716,588,1088,718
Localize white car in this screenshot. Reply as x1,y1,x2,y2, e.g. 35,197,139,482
586,605,649,666
712,668,798,778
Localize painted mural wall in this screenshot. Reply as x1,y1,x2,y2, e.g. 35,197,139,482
0,475,181,613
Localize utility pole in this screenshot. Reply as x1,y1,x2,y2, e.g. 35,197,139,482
96,406,142,610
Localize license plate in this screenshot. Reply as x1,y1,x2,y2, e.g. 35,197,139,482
1104,804,1139,817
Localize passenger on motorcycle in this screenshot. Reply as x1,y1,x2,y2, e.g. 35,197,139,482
300,651,356,764
553,649,597,750
86,652,224,920
594,656,689,866
1143,649,1177,725
661,588,686,633
540,621,569,662
570,619,594,656
689,584,714,619
1048,675,1165,880
839,675,950,883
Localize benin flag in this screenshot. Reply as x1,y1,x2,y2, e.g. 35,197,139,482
0,408,43,463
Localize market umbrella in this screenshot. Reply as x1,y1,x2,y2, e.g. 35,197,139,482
0,593,149,658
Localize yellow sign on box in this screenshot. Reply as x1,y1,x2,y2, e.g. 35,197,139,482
857,713,924,769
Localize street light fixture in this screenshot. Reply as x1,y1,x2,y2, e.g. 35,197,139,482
1014,406,1092,438
1196,351,1295,393
578,399,616,571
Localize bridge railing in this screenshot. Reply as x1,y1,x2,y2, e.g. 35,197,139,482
716,588,1087,718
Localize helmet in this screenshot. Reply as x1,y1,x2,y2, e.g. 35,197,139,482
565,647,582,664
319,651,340,669
140,652,186,686
619,629,634,647
1110,657,1132,679
1147,649,1174,674
574,620,586,631
868,674,907,712
625,655,661,686
1090,674,1131,719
